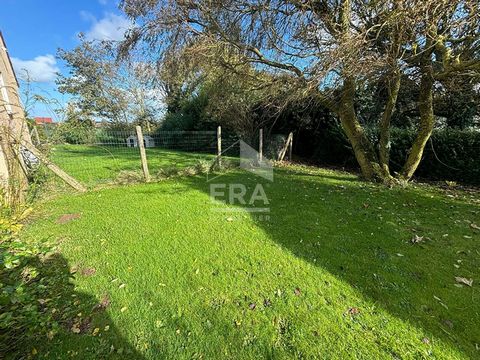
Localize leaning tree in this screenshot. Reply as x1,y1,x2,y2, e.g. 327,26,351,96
119,0,479,183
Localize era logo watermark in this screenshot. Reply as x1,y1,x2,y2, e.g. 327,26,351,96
210,183,269,207
207,140,273,220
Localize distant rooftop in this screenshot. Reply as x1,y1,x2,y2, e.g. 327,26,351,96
34,117,53,124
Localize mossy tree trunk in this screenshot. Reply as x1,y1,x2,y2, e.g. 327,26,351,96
400,65,435,180
336,78,386,182
378,71,401,179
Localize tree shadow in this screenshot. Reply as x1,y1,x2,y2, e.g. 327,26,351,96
183,167,480,358
1,250,143,359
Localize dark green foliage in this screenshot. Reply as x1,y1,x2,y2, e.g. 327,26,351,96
308,127,480,184
0,213,61,357
390,129,480,184
160,92,214,132
160,112,197,132
52,117,96,145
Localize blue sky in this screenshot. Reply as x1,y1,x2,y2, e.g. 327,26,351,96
0,0,131,119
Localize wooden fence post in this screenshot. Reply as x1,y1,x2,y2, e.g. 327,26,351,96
278,132,293,162
217,126,222,167
288,132,293,160
259,128,263,162
20,140,87,192
136,125,151,182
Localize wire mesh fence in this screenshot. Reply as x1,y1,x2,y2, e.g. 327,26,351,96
40,127,242,188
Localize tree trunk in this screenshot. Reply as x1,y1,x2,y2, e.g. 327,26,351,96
378,71,401,178
337,78,385,181
400,66,435,180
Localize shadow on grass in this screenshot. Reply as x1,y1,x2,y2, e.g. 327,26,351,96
183,167,480,358
0,250,143,359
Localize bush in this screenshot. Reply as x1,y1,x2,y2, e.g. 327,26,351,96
52,121,96,145
309,127,480,185
389,128,480,184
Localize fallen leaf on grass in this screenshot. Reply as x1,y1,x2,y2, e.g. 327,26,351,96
294,287,301,296
120,306,127,312
422,337,430,344
410,235,424,244
455,277,473,287
249,303,256,310
57,213,81,224
71,324,81,334
470,223,480,231
118,283,126,289
347,307,360,316
81,267,96,276
93,294,110,312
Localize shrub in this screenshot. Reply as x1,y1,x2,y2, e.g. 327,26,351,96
389,128,480,184
309,127,480,184
52,121,96,145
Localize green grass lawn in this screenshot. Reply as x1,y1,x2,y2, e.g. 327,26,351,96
50,144,219,186
18,164,480,359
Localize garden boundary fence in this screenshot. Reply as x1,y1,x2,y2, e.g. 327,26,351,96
32,126,294,189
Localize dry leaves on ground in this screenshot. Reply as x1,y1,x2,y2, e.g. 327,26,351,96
57,213,81,224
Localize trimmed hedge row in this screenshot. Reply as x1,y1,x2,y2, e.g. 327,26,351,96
308,127,480,185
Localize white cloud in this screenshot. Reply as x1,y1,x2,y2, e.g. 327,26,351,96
83,12,131,41
11,55,59,83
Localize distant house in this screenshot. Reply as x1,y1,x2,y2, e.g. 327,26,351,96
34,117,53,125
94,121,107,128
126,134,155,148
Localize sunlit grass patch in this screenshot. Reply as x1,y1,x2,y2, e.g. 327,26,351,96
18,164,480,359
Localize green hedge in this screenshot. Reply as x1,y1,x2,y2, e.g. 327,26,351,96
311,127,480,185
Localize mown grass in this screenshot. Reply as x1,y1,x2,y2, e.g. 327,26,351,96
17,164,480,359
49,144,219,186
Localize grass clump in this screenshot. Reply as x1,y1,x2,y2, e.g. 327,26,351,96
156,165,181,179
115,170,145,185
